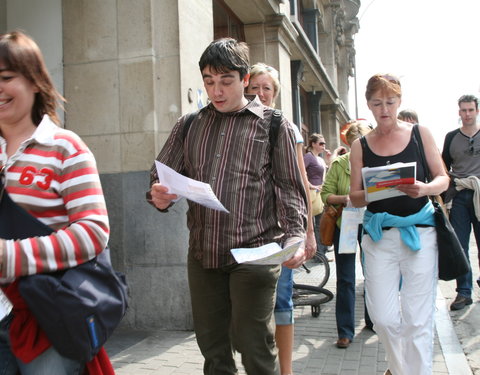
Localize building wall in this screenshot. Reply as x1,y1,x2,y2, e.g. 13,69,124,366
1,0,359,330
61,0,213,330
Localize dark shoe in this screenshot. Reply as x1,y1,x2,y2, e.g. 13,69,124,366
336,337,351,348
450,294,473,311
365,322,375,332
477,279,480,288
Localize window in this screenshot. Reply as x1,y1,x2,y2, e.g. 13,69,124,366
213,0,245,41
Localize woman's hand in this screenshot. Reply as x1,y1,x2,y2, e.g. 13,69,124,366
396,181,428,198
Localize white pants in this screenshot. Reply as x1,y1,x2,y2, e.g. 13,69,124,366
362,227,437,375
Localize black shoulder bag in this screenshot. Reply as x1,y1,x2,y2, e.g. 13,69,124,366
0,168,129,362
412,125,470,281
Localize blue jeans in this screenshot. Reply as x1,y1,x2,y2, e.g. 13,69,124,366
333,227,356,340
449,189,480,298
0,314,84,375
274,266,294,325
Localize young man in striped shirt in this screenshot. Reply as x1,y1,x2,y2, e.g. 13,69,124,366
148,38,307,375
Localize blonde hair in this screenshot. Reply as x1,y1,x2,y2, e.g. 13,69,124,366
345,120,372,146
249,63,280,102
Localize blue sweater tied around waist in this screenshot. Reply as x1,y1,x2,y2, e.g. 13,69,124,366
363,201,435,251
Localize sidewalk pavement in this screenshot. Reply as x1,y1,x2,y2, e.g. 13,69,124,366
106,243,478,375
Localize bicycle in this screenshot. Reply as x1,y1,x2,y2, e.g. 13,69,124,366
292,252,334,317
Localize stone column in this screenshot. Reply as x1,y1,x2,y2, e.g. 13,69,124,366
62,0,212,330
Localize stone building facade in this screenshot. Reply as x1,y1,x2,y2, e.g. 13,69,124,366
0,0,360,329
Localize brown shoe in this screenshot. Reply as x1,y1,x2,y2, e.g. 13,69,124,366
336,337,351,348
384,370,392,375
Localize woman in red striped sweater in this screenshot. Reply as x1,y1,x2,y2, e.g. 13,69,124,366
0,31,112,374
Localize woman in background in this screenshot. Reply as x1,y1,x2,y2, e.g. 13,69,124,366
304,134,330,258
321,120,372,349
247,62,315,375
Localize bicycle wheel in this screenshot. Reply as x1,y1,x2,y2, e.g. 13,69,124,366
293,252,330,289
292,284,334,306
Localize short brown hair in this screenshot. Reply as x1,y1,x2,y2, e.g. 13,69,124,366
0,30,64,125
198,38,250,80
365,74,401,101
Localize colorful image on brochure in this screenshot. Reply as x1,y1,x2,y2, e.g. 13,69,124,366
362,162,416,202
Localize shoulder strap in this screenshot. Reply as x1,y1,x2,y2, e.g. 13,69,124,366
269,110,282,153
182,111,200,142
360,135,368,150
412,124,431,182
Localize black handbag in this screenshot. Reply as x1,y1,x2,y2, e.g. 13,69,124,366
0,177,128,362
413,125,470,281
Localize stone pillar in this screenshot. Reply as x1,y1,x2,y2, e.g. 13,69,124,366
308,91,322,134
245,17,294,121
321,103,341,149
290,60,304,127
62,0,212,330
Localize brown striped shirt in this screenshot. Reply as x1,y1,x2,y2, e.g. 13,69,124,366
150,96,307,268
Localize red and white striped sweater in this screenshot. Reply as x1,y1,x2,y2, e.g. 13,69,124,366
0,115,109,280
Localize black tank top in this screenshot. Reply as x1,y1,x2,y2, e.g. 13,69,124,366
361,129,428,216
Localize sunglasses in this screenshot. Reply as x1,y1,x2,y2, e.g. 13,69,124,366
319,142,326,146
469,138,475,155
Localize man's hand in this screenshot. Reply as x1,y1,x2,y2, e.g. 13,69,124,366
282,236,306,269
149,183,178,210
304,230,316,260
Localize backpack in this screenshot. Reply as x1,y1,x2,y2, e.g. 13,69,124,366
182,109,283,156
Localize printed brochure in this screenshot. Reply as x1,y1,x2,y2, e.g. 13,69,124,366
362,162,416,202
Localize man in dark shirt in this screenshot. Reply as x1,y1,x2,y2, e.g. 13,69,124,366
442,94,480,311
148,38,307,374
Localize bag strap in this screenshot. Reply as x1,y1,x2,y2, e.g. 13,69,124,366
182,110,200,142
412,125,448,209
269,109,282,152
412,124,432,183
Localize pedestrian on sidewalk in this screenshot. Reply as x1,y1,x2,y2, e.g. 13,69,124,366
321,120,373,349
349,74,449,375
246,62,316,375
398,109,419,124
147,38,307,375
0,31,113,375
442,94,480,311
304,134,330,258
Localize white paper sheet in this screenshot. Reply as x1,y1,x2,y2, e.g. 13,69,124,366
154,161,229,213
338,207,365,254
231,241,303,265
0,289,12,321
